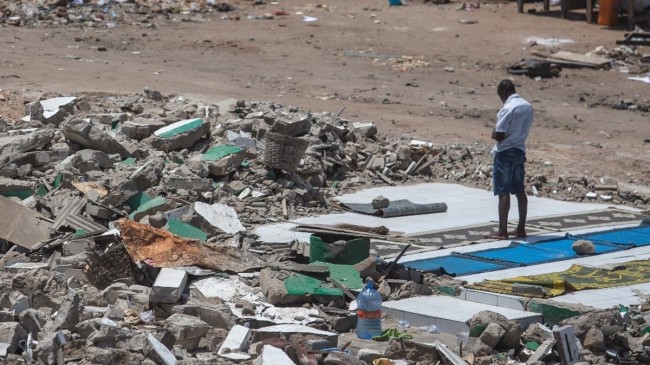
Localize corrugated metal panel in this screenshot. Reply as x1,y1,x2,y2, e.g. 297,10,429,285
65,214,106,233
52,196,84,230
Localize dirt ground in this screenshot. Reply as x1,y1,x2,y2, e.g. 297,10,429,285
1,0,649,190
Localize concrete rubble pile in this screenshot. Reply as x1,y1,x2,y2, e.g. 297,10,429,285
0,0,246,28
0,88,649,364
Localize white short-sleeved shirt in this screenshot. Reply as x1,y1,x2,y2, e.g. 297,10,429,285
492,93,533,155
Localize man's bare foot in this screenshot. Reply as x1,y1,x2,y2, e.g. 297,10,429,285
508,230,527,238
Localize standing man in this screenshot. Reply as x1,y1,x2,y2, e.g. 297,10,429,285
488,79,534,240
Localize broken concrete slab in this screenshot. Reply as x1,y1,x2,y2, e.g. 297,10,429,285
218,324,252,361
0,128,57,163
270,114,312,136
255,344,296,365
0,195,51,249
146,334,177,365
162,166,212,193
197,145,246,177
60,118,130,158
0,177,34,199
150,118,210,152
384,339,440,364
554,325,581,365
150,268,189,304
23,96,77,125
120,118,166,140
193,202,246,234
252,324,338,348
163,313,210,351
0,322,27,355
71,149,114,173
353,121,378,138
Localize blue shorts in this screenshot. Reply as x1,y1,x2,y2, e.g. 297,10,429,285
493,148,526,196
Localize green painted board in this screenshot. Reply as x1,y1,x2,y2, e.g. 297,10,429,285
155,118,204,138
283,262,362,297
1,189,34,200
200,145,243,161
121,157,137,166
54,172,62,188
128,196,168,219
127,192,153,211
166,219,207,241
285,273,343,297
316,261,363,290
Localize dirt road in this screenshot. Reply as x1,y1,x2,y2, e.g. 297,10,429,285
1,0,649,190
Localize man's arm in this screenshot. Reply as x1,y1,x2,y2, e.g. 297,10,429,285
492,129,506,142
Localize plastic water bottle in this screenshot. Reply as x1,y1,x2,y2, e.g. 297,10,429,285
356,280,382,339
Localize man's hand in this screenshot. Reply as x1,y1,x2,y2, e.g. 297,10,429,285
492,129,506,142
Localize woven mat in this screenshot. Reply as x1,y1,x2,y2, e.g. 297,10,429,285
467,259,650,298
341,200,447,218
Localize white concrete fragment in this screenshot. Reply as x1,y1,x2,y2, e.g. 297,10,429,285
218,325,252,361
147,334,176,365
150,268,189,303
255,324,337,347
191,276,261,302
194,202,245,234
255,344,296,365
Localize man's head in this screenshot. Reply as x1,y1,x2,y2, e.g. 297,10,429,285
497,79,516,103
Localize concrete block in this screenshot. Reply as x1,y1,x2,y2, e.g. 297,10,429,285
150,268,189,304
0,322,27,354
254,344,296,365
61,118,130,158
62,239,96,256
85,203,113,220
193,202,245,234
357,349,384,363
146,334,176,365
270,115,311,136
252,324,337,349
164,314,210,351
218,325,252,361
150,118,210,152
353,121,378,138
553,325,581,365
26,96,76,125
121,119,166,140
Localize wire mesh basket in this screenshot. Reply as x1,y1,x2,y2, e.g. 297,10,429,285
262,132,309,172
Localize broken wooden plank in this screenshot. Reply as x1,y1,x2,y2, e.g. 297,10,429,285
327,278,357,301
376,171,395,185
551,51,610,67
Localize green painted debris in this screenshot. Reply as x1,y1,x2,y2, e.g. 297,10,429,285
74,229,88,237
525,341,540,351
1,189,33,200
317,261,363,290
310,234,370,265
121,157,137,166
469,324,487,338
285,274,343,297
642,326,650,335
200,145,243,161
166,219,207,241
127,192,153,211
528,301,583,326
155,118,204,138
128,196,167,219
283,262,362,298
435,286,457,296
36,184,48,197
240,159,249,167
54,172,62,188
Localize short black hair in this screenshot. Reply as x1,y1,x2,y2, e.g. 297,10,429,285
498,79,516,97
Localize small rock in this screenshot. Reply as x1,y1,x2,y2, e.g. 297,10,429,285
572,240,595,255
372,195,389,209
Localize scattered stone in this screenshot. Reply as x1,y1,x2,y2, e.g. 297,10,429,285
150,268,189,304
372,195,390,209
572,239,595,255
61,118,130,158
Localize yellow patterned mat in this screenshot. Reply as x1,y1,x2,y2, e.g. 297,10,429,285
467,260,650,298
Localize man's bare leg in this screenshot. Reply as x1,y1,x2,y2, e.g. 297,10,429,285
498,194,511,235
511,192,527,237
